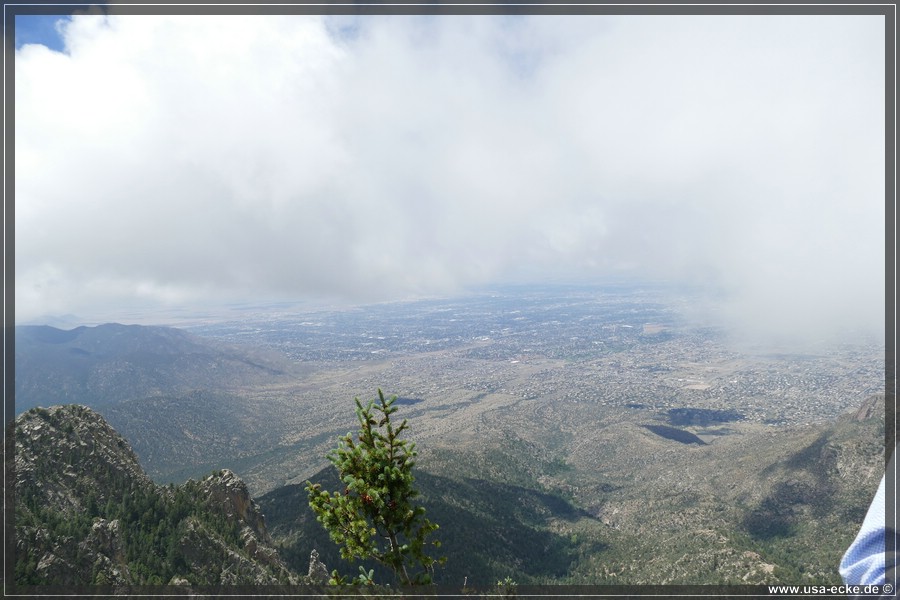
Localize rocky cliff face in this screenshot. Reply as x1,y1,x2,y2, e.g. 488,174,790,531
15,404,153,512
193,469,294,578
199,469,271,544
13,404,302,588
853,393,884,422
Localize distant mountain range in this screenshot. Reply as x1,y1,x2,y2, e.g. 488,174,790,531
15,323,300,412
15,323,307,482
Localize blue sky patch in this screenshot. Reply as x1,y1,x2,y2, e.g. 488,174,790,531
15,15,69,52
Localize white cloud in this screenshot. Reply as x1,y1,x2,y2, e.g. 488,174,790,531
15,13,886,344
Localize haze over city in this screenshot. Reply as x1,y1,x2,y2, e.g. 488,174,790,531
15,12,886,348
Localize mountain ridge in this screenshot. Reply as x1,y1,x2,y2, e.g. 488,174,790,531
15,323,314,484
15,323,302,413
12,404,304,588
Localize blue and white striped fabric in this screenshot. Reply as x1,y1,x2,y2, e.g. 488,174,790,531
840,447,897,595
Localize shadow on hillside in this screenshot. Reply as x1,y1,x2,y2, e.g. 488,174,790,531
259,468,597,585
743,434,839,539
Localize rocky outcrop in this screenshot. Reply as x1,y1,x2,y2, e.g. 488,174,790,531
15,404,155,513
79,519,131,584
194,469,299,583
853,393,884,422
199,469,271,543
13,405,302,587
307,549,330,584
176,516,298,585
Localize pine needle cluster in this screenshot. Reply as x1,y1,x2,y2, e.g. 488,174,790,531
306,390,444,586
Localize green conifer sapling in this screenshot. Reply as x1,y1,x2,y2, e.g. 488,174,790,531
306,390,444,586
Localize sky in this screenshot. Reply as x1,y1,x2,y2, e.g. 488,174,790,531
14,12,887,348
14,15,68,53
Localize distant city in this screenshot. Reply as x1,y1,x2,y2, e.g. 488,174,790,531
181,284,885,428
